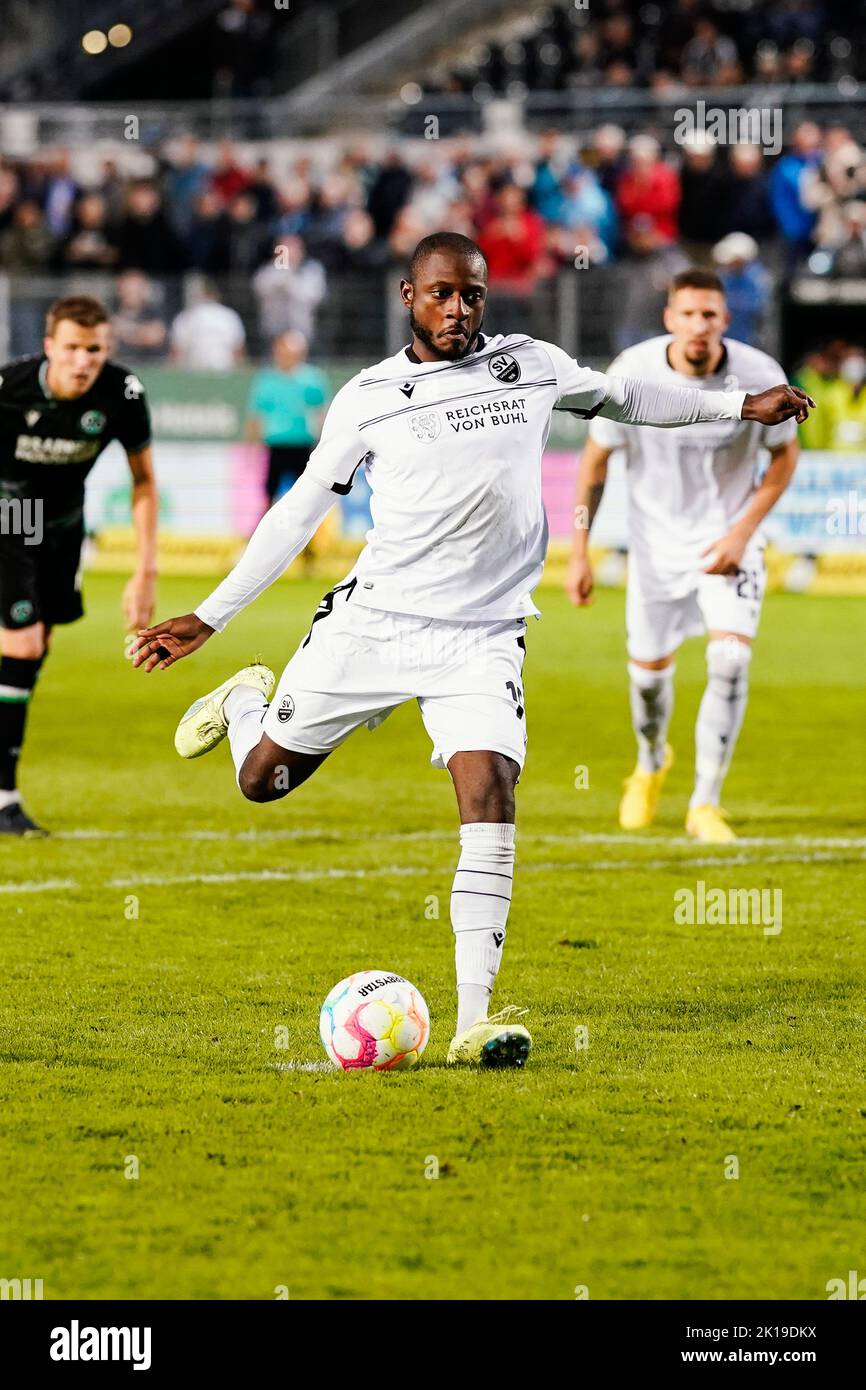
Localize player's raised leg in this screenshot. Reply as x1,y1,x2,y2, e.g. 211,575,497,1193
172,660,327,799
0,621,48,835
686,632,752,843
619,655,676,830
445,750,531,1068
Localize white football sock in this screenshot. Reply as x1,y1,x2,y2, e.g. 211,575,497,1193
628,661,675,772
691,638,751,808
451,821,515,1033
0,789,21,810
225,683,269,785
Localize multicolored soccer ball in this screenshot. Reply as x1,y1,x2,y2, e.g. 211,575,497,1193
319,970,430,1071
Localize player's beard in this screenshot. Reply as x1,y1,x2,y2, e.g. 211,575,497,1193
409,308,483,360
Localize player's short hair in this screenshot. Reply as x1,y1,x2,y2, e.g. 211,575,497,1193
45,295,109,337
667,269,725,301
408,233,488,283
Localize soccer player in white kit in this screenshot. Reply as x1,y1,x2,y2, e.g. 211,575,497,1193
566,269,802,843
132,237,813,1067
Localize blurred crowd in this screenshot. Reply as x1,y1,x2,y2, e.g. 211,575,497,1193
793,341,866,452
0,120,864,361
429,0,864,97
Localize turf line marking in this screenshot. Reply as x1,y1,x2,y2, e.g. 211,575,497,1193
49,828,866,850
0,878,78,894
2,850,860,895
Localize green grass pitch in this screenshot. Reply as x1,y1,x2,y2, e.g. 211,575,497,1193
1,573,864,1301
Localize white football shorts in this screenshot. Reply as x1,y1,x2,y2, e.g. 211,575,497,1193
626,541,767,663
261,580,529,772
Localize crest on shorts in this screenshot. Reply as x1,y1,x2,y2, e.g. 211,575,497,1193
408,410,441,442
277,694,295,723
10,599,34,624
488,352,521,384
80,410,106,435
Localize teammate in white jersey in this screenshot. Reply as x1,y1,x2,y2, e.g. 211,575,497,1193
131,236,813,1067
566,268,802,843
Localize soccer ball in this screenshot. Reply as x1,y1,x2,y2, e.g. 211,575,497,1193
320,970,430,1071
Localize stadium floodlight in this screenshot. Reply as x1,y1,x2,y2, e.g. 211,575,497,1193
81,30,108,55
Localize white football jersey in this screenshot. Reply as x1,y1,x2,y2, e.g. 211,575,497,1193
588,336,796,588
304,331,741,622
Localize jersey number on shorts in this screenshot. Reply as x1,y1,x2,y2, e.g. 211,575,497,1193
505,680,524,719
735,569,761,602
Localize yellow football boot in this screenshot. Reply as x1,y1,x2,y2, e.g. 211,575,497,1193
446,1005,532,1068
174,663,275,759
618,744,674,830
686,804,737,844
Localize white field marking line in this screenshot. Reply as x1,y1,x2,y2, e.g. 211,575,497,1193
49,828,866,850
2,849,863,895
0,878,78,894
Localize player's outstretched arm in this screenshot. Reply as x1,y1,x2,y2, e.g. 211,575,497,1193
130,467,341,673
131,614,214,672
598,375,816,430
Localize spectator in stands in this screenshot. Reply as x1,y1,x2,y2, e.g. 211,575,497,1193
828,202,866,278
367,150,414,240
210,140,251,203
116,181,188,273
712,232,771,347
802,132,866,251
302,176,354,270
247,157,279,224
330,209,389,273
678,136,732,264
246,330,330,512
111,270,169,361
682,15,740,85
252,234,326,342
0,199,55,270
165,134,211,238
616,135,680,244
96,158,126,225
408,159,459,228
590,125,627,199
558,163,618,262
187,189,232,273
531,132,569,222
274,177,312,240
616,215,689,352
476,183,545,291
793,343,839,450
57,192,119,270
170,279,246,370
566,30,604,89
42,148,79,239
722,145,776,242
825,344,866,451
225,192,272,274
770,121,823,270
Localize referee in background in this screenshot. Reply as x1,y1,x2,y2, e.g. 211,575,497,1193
246,331,330,513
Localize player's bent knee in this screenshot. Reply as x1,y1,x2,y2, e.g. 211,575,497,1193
706,636,752,691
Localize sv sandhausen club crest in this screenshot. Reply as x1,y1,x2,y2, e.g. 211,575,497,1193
488,352,521,384
407,410,441,441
